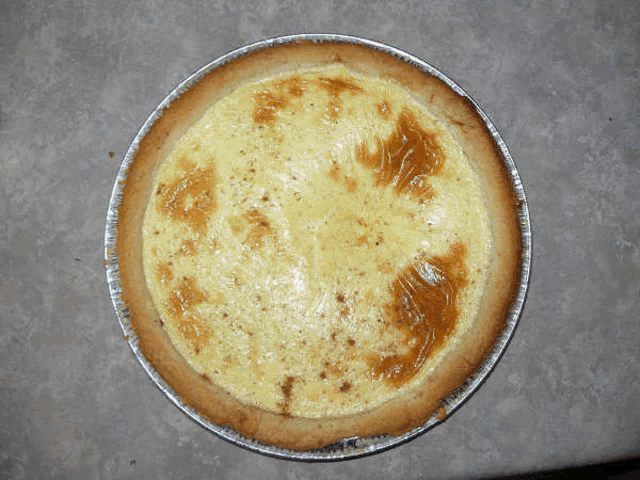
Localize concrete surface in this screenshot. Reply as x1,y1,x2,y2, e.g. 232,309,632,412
1,0,639,478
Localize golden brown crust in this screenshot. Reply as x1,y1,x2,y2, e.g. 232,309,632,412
116,40,523,450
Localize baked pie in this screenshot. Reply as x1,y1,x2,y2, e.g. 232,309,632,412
113,40,524,451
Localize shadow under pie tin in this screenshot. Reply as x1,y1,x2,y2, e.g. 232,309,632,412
104,34,531,461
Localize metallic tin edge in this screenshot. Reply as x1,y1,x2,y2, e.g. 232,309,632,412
104,33,532,462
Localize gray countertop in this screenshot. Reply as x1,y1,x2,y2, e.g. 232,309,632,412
1,1,639,478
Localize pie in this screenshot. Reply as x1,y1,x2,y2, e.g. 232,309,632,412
115,40,523,451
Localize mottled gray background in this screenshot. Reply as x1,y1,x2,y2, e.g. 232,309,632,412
1,0,639,478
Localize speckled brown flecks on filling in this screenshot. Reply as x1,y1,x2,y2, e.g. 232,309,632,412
369,241,468,387
356,108,444,200
156,158,216,234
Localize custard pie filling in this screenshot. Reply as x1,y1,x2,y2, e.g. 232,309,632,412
141,65,492,418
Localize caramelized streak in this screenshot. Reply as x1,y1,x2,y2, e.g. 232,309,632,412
370,242,468,387
157,160,216,233
356,109,444,200
278,376,296,415
317,76,363,97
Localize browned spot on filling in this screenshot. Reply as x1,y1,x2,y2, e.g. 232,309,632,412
223,354,234,367
155,262,173,286
277,76,305,97
243,209,275,249
252,76,306,127
347,338,356,346
166,276,212,354
344,176,357,192
328,164,358,192
356,109,444,199
339,381,352,393
157,159,216,233
377,262,393,274
328,163,341,182
355,235,368,246
376,100,392,120
322,360,350,379
316,76,363,120
178,239,197,256
278,375,296,415
317,76,363,98
319,371,327,380
231,273,242,288
228,209,276,249
228,215,244,233
369,242,468,387
253,91,288,126
167,276,208,318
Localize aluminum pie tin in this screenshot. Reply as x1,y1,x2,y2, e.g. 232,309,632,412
104,33,532,461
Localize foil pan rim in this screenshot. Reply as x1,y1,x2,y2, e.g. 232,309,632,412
104,33,532,461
